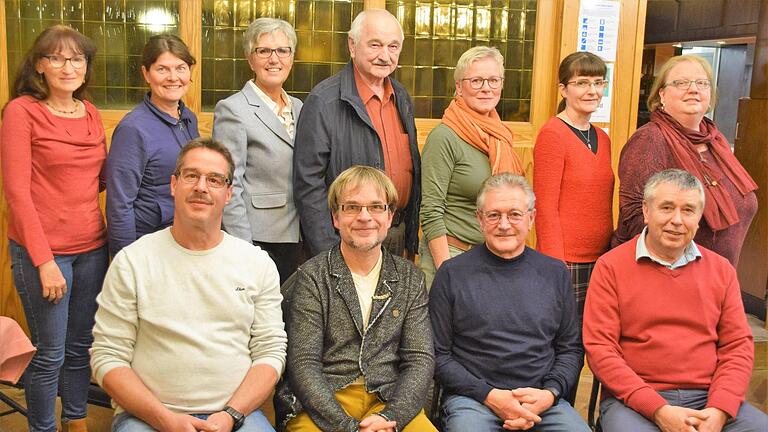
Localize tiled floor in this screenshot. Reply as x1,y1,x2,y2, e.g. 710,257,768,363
2,318,767,432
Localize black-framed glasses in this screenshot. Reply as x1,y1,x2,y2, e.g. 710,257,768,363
175,168,231,188
478,209,532,225
252,47,293,58
461,76,504,90
664,79,711,90
339,203,390,215
566,79,609,89
43,54,87,69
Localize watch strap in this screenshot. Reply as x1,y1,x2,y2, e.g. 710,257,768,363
223,405,245,431
544,387,561,404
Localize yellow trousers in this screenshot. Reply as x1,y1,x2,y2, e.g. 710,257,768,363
286,384,437,432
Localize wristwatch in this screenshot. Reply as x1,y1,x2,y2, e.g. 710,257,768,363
223,405,245,431
544,387,561,404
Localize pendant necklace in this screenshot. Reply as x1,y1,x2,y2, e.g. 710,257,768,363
562,112,592,151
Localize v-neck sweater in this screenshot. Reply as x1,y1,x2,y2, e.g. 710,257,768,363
533,116,615,262
584,235,754,420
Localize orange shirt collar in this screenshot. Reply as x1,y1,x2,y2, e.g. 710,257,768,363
353,64,394,104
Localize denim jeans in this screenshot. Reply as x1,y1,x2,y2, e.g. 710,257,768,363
10,240,109,432
600,389,768,432
112,410,275,432
442,394,590,432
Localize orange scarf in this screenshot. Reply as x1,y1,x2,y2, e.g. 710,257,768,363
442,97,523,175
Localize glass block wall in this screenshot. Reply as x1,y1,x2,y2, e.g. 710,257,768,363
5,0,536,118
387,0,536,120
5,0,180,109
201,0,364,109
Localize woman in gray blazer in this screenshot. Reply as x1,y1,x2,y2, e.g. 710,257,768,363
213,17,303,283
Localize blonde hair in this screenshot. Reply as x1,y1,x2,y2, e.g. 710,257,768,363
453,46,504,83
647,55,717,112
327,166,398,213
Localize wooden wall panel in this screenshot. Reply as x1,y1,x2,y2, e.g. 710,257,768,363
179,0,202,113
0,1,24,331
645,0,760,44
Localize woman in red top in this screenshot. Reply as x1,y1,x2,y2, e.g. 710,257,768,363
1,25,108,432
533,52,615,317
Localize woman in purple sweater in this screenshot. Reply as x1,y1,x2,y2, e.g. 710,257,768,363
612,55,757,266
105,35,199,256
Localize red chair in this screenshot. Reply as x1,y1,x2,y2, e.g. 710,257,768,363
0,316,36,417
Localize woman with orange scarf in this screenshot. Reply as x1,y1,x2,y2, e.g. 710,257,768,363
419,46,523,288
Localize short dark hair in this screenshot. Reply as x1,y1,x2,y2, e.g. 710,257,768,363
11,24,97,101
142,34,196,70
174,137,235,182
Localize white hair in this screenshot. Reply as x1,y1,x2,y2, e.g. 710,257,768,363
348,9,404,44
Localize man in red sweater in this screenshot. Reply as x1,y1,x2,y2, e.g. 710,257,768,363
584,169,767,432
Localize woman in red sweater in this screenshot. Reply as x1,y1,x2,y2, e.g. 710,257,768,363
1,26,108,432
533,52,615,317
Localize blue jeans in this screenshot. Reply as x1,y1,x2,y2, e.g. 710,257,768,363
601,389,768,432
442,394,590,431
112,410,275,432
10,240,109,432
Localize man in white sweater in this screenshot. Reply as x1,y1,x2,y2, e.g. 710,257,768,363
91,138,286,432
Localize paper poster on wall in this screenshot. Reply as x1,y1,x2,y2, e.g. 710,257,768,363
577,0,621,62
590,63,614,123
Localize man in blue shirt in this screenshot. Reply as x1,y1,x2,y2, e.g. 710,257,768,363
429,173,588,431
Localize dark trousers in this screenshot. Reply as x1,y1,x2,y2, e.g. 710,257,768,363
381,223,407,259
253,241,306,285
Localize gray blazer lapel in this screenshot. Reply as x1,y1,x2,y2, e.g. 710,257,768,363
330,249,365,337
242,83,293,146
367,252,397,329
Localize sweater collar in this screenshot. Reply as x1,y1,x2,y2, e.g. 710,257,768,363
479,243,528,264
635,227,701,269
142,92,193,126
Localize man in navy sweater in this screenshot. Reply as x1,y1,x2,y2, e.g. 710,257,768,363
429,173,588,431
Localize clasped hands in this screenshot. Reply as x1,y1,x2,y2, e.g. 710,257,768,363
358,414,397,432
653,404,728,432
484,387,556,430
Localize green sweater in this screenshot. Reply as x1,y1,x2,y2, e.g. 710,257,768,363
420,124,491,245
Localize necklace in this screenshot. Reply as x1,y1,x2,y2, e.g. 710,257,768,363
45,98,79,115
575,127,592,151
560,112,592,151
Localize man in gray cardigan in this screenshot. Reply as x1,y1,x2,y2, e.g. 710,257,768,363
276,166,436,432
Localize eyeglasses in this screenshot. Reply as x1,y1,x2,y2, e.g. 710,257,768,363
339,203,390,215
461,76,504,90
43,54,87,69
479,209,532,225
252,47,293,58
174,169,231,188
566,79,609,89
664,79,711,90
